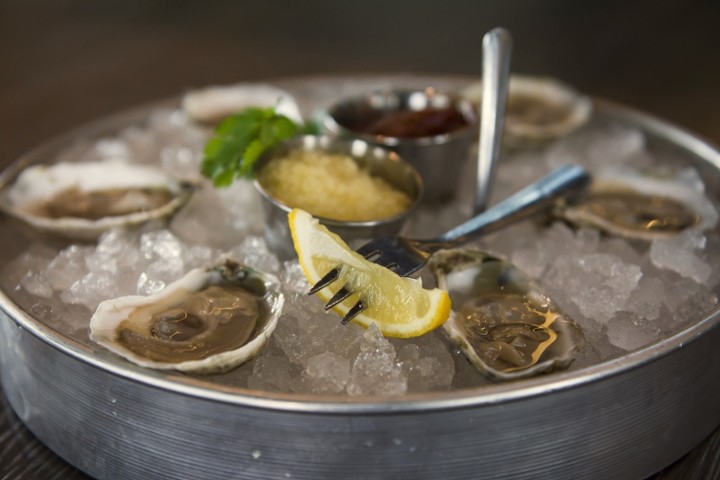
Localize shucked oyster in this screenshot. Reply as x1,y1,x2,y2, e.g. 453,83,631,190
90,259,284,374
558,168,718,240
182,83,302,124
430,249,584,381
463,75,592,148
1,159,195,240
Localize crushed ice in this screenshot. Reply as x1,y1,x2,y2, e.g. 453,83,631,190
3,105,720,395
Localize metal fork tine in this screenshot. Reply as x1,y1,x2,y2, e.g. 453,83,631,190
341,300,366,325
324,286,353,310
371,252,401,269
308,267,340,295
356,243,381,258
391,263,423,278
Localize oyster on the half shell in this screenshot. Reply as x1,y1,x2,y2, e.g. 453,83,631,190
90,259,284,374
1,159,195,240
430,249,584,381
558,168,718,240
463,75,592,148
182,83,303,124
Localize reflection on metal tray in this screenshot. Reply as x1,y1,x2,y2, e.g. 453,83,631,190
1,75,719,480
2,391,717,479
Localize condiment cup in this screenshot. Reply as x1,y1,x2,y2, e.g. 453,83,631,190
321,89,478,203
253,135,424,259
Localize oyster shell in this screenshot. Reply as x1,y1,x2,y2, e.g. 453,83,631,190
463,75,592,148
1,159,195,240
90,259,284,374
430,249,584,381
559,168,718,240
182,83,303,124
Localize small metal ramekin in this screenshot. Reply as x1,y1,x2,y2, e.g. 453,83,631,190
254,135,423,259
321,88,478,203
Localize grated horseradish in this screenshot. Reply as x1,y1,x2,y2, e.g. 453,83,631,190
257,149,412,221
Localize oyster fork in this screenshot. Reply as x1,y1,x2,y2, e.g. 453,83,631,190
309,164,591,324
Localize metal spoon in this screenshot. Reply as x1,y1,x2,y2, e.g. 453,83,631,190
474,27,513,214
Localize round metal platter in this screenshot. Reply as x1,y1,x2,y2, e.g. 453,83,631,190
0,75,719,480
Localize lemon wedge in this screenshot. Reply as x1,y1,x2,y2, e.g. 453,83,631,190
288,208,451,338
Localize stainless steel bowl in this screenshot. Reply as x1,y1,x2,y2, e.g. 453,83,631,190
0,75,719,480
254,135,423,259
321,88,478,203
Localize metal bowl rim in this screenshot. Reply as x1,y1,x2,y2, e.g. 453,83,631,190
321,88,479,147
252,134,425,228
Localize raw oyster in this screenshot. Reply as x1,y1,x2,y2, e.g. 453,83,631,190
559,168,718,240
463,75,592,148
1,159,195,240
430,249,584,381
182,83,302,124
90,259,284,374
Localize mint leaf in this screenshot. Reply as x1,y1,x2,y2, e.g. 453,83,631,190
201,106,301,187
240,138,267,178
271,115,300,139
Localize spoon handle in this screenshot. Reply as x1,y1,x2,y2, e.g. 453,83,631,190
439,165,591,245
474,27,513,215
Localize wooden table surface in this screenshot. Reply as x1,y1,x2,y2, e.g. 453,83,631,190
1,1,719,478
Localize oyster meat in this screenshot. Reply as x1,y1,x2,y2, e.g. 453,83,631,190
182,83,302,124
1,159,194,240
559,168,718,240
463,75,592,148
430,249,584,381
90,259,284,374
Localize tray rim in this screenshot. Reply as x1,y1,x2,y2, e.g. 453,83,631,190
1,76,719,414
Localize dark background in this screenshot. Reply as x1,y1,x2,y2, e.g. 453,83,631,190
1,0,719,478
1,0,719,169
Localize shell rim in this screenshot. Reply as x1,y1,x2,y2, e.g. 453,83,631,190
88,263,284,373
0,155,196,240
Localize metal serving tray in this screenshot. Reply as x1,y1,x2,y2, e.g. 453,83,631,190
0,75,718,480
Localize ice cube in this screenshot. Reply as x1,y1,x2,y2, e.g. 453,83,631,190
606,312,661,351
623,276,665,321
63,271,117,311
650,230,712,284
0,244,56,292
20,271,53,298
544,253,642,322
347,325,407,396
45,245,92,291
281,261,310,294
140,230,184,261
247,355,302,393
395,331,455,392
232,236,281,275
301,352,350,394
546,123,645,170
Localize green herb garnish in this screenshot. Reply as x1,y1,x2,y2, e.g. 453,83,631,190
201,106,300,187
